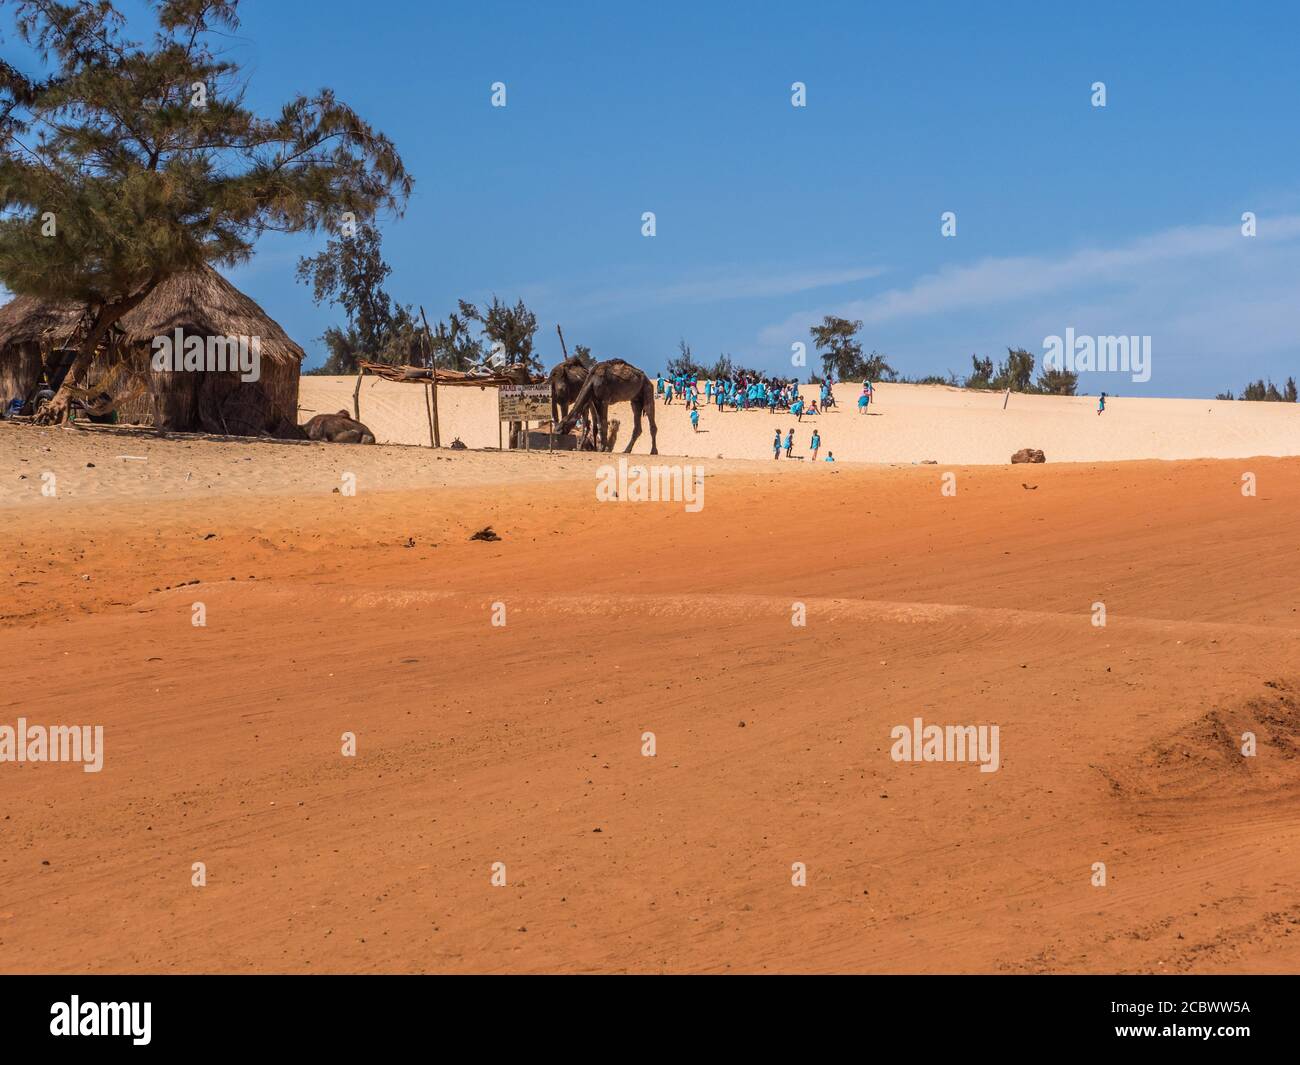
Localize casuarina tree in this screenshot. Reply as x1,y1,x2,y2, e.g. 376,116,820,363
0,0,412,423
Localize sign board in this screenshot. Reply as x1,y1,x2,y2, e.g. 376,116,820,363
498,384,551,422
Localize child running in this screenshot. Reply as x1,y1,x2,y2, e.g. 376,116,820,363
810,429,821,461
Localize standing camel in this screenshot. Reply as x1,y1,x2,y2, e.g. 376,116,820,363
548,355,590,428
557,359,657,454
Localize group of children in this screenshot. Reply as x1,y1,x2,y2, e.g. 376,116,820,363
772,426,833,462
658,373,840,417
659,372,869,462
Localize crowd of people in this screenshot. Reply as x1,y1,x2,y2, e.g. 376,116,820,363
656,371,876,462
657,371,842,417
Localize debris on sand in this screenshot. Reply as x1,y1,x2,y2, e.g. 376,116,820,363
470,526,501,542
1022,483,1038,490
1011,448,1046,464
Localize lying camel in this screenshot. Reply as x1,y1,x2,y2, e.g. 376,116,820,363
301,410,376,444
578,416,619,451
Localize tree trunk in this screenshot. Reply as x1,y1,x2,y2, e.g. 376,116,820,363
145,364,168,438
35,278,160,426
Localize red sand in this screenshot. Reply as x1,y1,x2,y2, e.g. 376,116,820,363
2,432,1298,973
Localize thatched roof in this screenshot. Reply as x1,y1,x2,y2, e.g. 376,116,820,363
0,264,304,365
356,358,521,387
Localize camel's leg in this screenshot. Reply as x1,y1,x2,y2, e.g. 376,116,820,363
624,396,643,454
646,390,658,455
597,400,610,452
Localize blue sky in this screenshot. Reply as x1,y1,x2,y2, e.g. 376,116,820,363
20,0,1300,395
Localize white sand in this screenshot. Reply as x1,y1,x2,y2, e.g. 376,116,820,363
299,375,503,449
298,377,1300,465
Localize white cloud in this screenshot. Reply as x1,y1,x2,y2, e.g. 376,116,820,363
539,263,888,319
758,215,1300,349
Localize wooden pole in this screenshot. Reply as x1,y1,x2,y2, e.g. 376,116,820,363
352,369,363,421
424,382,435,448
419,306,441,447
553,326,567,454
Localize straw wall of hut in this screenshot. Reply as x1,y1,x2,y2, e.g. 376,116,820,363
0,265,304,435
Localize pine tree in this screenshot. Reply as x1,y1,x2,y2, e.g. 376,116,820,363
459,297,540,377
810,316,864,381
296,221,398,366
0,0,411,422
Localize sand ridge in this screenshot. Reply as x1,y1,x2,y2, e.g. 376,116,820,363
299,376,1300,464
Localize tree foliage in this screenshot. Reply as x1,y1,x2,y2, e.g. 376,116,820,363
809,316,894,380
458,296,539,376
1035,364,1079,396
0,0,411,418
666,338,705,379
992,347,1036,392
965,354,994,388
296,221,395,362
1235,377,1297,402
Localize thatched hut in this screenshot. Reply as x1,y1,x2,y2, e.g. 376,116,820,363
0,264,304,436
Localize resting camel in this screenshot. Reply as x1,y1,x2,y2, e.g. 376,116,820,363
301,410,376,444
548,355,590,428
582,416,619,451
557,359,657,454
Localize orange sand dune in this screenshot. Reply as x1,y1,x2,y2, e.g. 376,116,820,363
2,426,1299,973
